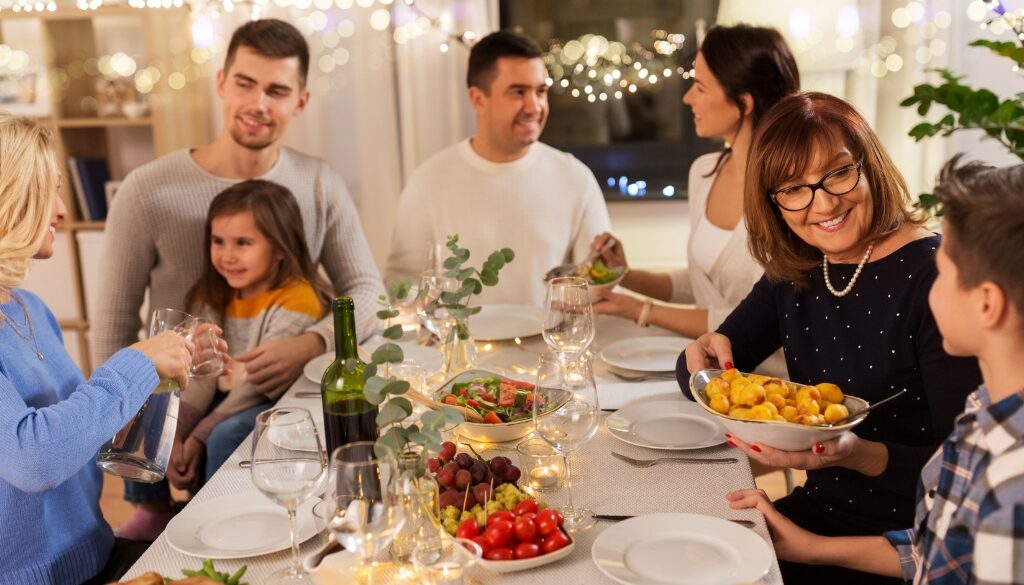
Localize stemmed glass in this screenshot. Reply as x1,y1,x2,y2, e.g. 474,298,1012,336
415,269,459,342
532,352,600,531
542,277,595,360
251,407,326,585
326,442,406,585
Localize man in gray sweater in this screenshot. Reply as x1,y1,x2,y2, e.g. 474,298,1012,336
95,19,383,417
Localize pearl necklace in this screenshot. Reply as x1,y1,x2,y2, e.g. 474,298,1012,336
0,293,44,360
822,242,875,298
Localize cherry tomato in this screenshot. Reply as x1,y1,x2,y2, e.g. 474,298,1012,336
514,542,541,559
485,520,514,548
485,547,514,561
483,412,503,424
513,516,538,543
532,508,565,536
441,394,459,405
519,512,537,523
541,529,571,554
455,518,479,539
486,510,515,525
513,499,539,516
472,534,493,556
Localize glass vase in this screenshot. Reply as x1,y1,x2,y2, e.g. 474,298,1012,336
440,316,476,377
390,447,444,565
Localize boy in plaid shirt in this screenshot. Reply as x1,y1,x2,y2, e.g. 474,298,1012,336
729,157,1024,584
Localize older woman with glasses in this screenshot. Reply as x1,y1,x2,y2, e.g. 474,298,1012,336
0,114,201,584
681,92,981,585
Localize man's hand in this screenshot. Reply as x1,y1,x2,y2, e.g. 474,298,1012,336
167,437,204,490
233,332,326,400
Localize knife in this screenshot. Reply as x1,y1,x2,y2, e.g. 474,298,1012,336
593,514,756,528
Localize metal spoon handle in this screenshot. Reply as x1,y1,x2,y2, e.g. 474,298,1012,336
830,388,908,426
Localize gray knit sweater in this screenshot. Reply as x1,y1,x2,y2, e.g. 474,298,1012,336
92,148,384,364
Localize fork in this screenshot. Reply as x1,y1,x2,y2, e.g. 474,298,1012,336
608,370,677,383
611,451,737,467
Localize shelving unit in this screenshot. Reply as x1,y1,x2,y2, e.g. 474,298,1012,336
1,6,212,373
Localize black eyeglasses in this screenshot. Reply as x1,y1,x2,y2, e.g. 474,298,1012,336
768,157,864,212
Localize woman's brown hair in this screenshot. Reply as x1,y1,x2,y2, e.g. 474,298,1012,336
744,92,924,287
187,179,331,316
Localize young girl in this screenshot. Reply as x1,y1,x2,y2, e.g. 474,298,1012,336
118,179,332,540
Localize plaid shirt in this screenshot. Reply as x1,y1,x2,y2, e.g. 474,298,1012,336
885,385,1024,584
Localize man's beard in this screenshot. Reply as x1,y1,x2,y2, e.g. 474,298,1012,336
230,127,275,151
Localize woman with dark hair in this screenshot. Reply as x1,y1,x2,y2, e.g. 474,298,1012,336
591,24,797,375
682,92,981,584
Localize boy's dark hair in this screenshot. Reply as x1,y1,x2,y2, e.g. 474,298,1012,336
935,155,1024,321
466,30,543,92
224,19,310,89
187,179,331,316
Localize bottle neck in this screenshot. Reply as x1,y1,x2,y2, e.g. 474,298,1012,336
334,303,358,361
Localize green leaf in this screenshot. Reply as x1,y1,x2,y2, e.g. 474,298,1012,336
364,376,387,405
440,291,463,304
372,343,403,364
480,268,498,286
376,397,413,426
443,256,461,269
456,247,471,261
440,406,465,425
377,427,406,455
447,306,473,320
382,380,411,396
501,248,515,262
456,268,475,281
464,277,482,295
909,122,938,140
419,409,444,431
487,250,506,270
468,305,483,315
382,324,405,340
388,278,412,302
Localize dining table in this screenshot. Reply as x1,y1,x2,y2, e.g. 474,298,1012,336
121,312,783,584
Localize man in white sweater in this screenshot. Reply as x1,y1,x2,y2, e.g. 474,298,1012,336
385,30,611,307
95,19,383,400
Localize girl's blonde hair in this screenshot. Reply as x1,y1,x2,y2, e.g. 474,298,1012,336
0,114,59,297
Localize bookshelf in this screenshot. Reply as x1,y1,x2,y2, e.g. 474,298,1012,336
2,7,212,374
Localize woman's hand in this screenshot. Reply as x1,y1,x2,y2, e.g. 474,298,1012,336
685,332,735,372
131,331,193,389
726,489,823,564
592,286,645,320
590,232,628,268
725,431,862,472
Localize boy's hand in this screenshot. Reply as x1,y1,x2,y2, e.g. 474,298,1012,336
168,437,205,489
234,332,325,399
726,489,822,563
217,357,245,392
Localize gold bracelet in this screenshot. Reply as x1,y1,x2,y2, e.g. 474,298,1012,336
637,299,653,327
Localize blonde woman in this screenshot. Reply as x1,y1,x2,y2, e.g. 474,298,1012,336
0,114,197,584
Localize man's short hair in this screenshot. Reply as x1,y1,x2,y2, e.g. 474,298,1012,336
466,30,543,92
935,156,1024,322
224,19,310,89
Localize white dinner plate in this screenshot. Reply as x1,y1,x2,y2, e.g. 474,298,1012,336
165,492,319,559
302,341,442,384
600,336,690,372
605,400,726,450
468,304,545,341
592,513,771,585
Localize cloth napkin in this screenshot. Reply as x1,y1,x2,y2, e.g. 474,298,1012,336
598,380,684,410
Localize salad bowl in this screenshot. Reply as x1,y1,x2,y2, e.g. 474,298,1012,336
434,369,562,443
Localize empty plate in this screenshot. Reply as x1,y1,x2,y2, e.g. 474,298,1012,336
600,336,691,372
165,492,318,559
468,304,545,341
605,401,725,450
592,513,771,585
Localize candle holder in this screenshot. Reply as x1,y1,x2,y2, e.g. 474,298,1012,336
516,438,565,493
413,537,482,585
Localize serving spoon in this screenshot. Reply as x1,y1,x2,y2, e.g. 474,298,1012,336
824,388,908,427
544,236,618,281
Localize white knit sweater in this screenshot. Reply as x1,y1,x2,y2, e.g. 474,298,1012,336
384,139,612,307
92,148,384,364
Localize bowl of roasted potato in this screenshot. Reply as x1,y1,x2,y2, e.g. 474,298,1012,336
689,368,869,451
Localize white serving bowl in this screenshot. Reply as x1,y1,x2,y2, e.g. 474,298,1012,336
586,266,627,303
477,533,575,573
434,369,538,443
689,368,869,452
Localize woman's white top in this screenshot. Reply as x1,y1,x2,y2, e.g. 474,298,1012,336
669,152,788,377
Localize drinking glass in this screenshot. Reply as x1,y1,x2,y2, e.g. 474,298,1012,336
533,352,600,531
96,308,225,482
326,442,406,585
542,277,595,359
251,407,326,585
415,270,459,341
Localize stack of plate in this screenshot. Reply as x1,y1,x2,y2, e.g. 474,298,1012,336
599,336,690,376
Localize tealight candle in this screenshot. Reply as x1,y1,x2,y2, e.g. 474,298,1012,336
429,561,464,585
517,438,563,492
530,466,559,489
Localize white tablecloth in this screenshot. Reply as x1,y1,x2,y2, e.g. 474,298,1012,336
124,316,782,584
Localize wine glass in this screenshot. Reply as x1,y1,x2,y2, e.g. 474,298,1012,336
251,407,326,584
326,442,406,585
543,277,595,359
533,351,600,531
415,269,459,342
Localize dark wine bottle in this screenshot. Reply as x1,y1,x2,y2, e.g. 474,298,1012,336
321,296,378,456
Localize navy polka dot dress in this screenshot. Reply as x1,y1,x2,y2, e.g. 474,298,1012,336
678,235,981,535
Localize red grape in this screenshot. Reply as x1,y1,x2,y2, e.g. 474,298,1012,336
454,469,472,490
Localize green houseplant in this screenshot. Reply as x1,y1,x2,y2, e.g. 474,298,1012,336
901,7,1024,214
